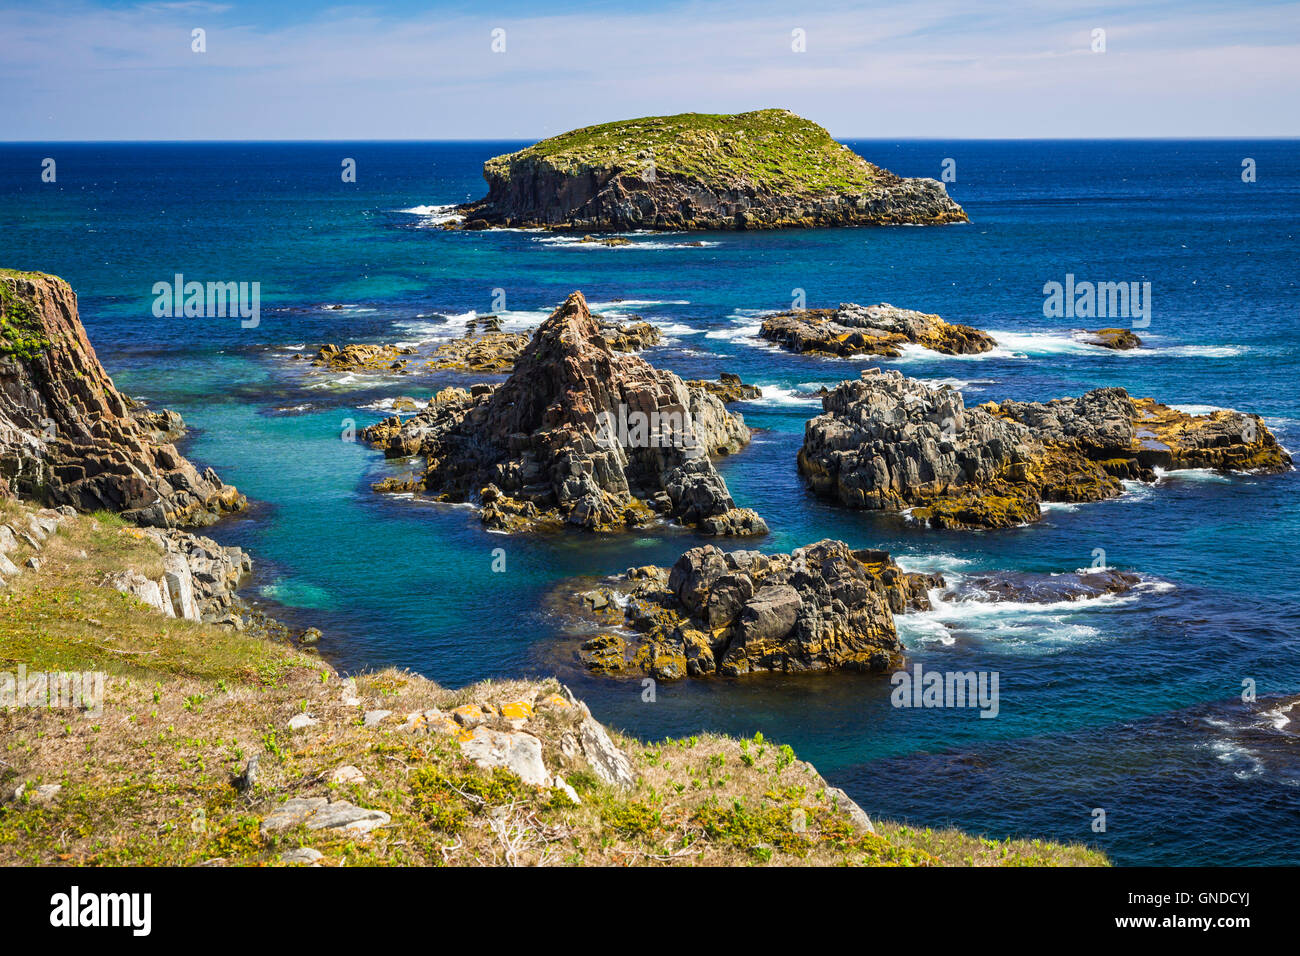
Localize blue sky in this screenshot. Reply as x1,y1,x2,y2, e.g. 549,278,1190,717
3,0,1298,140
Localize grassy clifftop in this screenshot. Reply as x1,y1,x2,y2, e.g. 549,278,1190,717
486,108,890,194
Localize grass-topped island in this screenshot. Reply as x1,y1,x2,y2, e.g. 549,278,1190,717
455,108,968,231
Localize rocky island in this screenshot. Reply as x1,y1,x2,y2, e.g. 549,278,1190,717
760,303,997,357
362,291,766,536
1076,328,1143,350
798,369,1291,529
455,109,967,231
566,539,941,679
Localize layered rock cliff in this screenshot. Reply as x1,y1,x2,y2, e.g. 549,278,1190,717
0,270,244,526
798,369,1290,529
362,291,765,535
456,110,967,231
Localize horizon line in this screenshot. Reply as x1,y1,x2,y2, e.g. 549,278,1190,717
4,136,1299,145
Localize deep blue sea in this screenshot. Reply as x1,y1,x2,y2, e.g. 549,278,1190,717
2,139,1299,865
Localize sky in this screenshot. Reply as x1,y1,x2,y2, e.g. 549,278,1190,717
2,0,1298,140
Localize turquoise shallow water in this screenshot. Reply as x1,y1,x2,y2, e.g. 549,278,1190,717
2,139,1299,864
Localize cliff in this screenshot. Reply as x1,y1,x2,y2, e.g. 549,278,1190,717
0,269,243,527
456,109,967,231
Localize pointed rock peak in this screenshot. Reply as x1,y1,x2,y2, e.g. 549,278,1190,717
531,290,607,352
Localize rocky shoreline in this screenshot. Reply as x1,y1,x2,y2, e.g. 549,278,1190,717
454,109,967,231
761,303,997,357
798,369,1291,529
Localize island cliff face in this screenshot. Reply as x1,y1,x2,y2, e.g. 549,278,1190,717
798,369,1291,530
362,291,766,536
0,270,243,527
457,110,967,231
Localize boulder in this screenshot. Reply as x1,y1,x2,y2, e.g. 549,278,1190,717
459,727,550,787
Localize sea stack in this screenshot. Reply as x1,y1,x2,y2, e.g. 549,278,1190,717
362,291,766,536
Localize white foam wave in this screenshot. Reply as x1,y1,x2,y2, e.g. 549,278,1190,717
1153,466,1232,483
396,203,464,225
746,384,821,406
1155,344,1248,359
893,553,973,575
980,330,1100,358
705,323,763,342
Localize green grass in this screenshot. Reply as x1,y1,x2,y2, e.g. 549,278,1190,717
0,270,52,361
485,109,889,195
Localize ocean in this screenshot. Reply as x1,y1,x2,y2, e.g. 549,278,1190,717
2,138,1298,865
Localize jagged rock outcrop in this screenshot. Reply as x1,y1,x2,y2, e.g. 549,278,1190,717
427,332,529,371
0,270,244,526
1076,328,1142,350
104,526,252,623
456,109,967,231
311,343,417,372
798,369,1291,529
684,373,762,403
761,303,996,357
564,539,942,679
361,291,766,536
596,318,661,353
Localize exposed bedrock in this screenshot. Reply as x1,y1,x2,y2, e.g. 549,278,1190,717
797,369,1290,530
563,539,942,680
361,291,765,536
761,303,996,357
0,270,244,527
